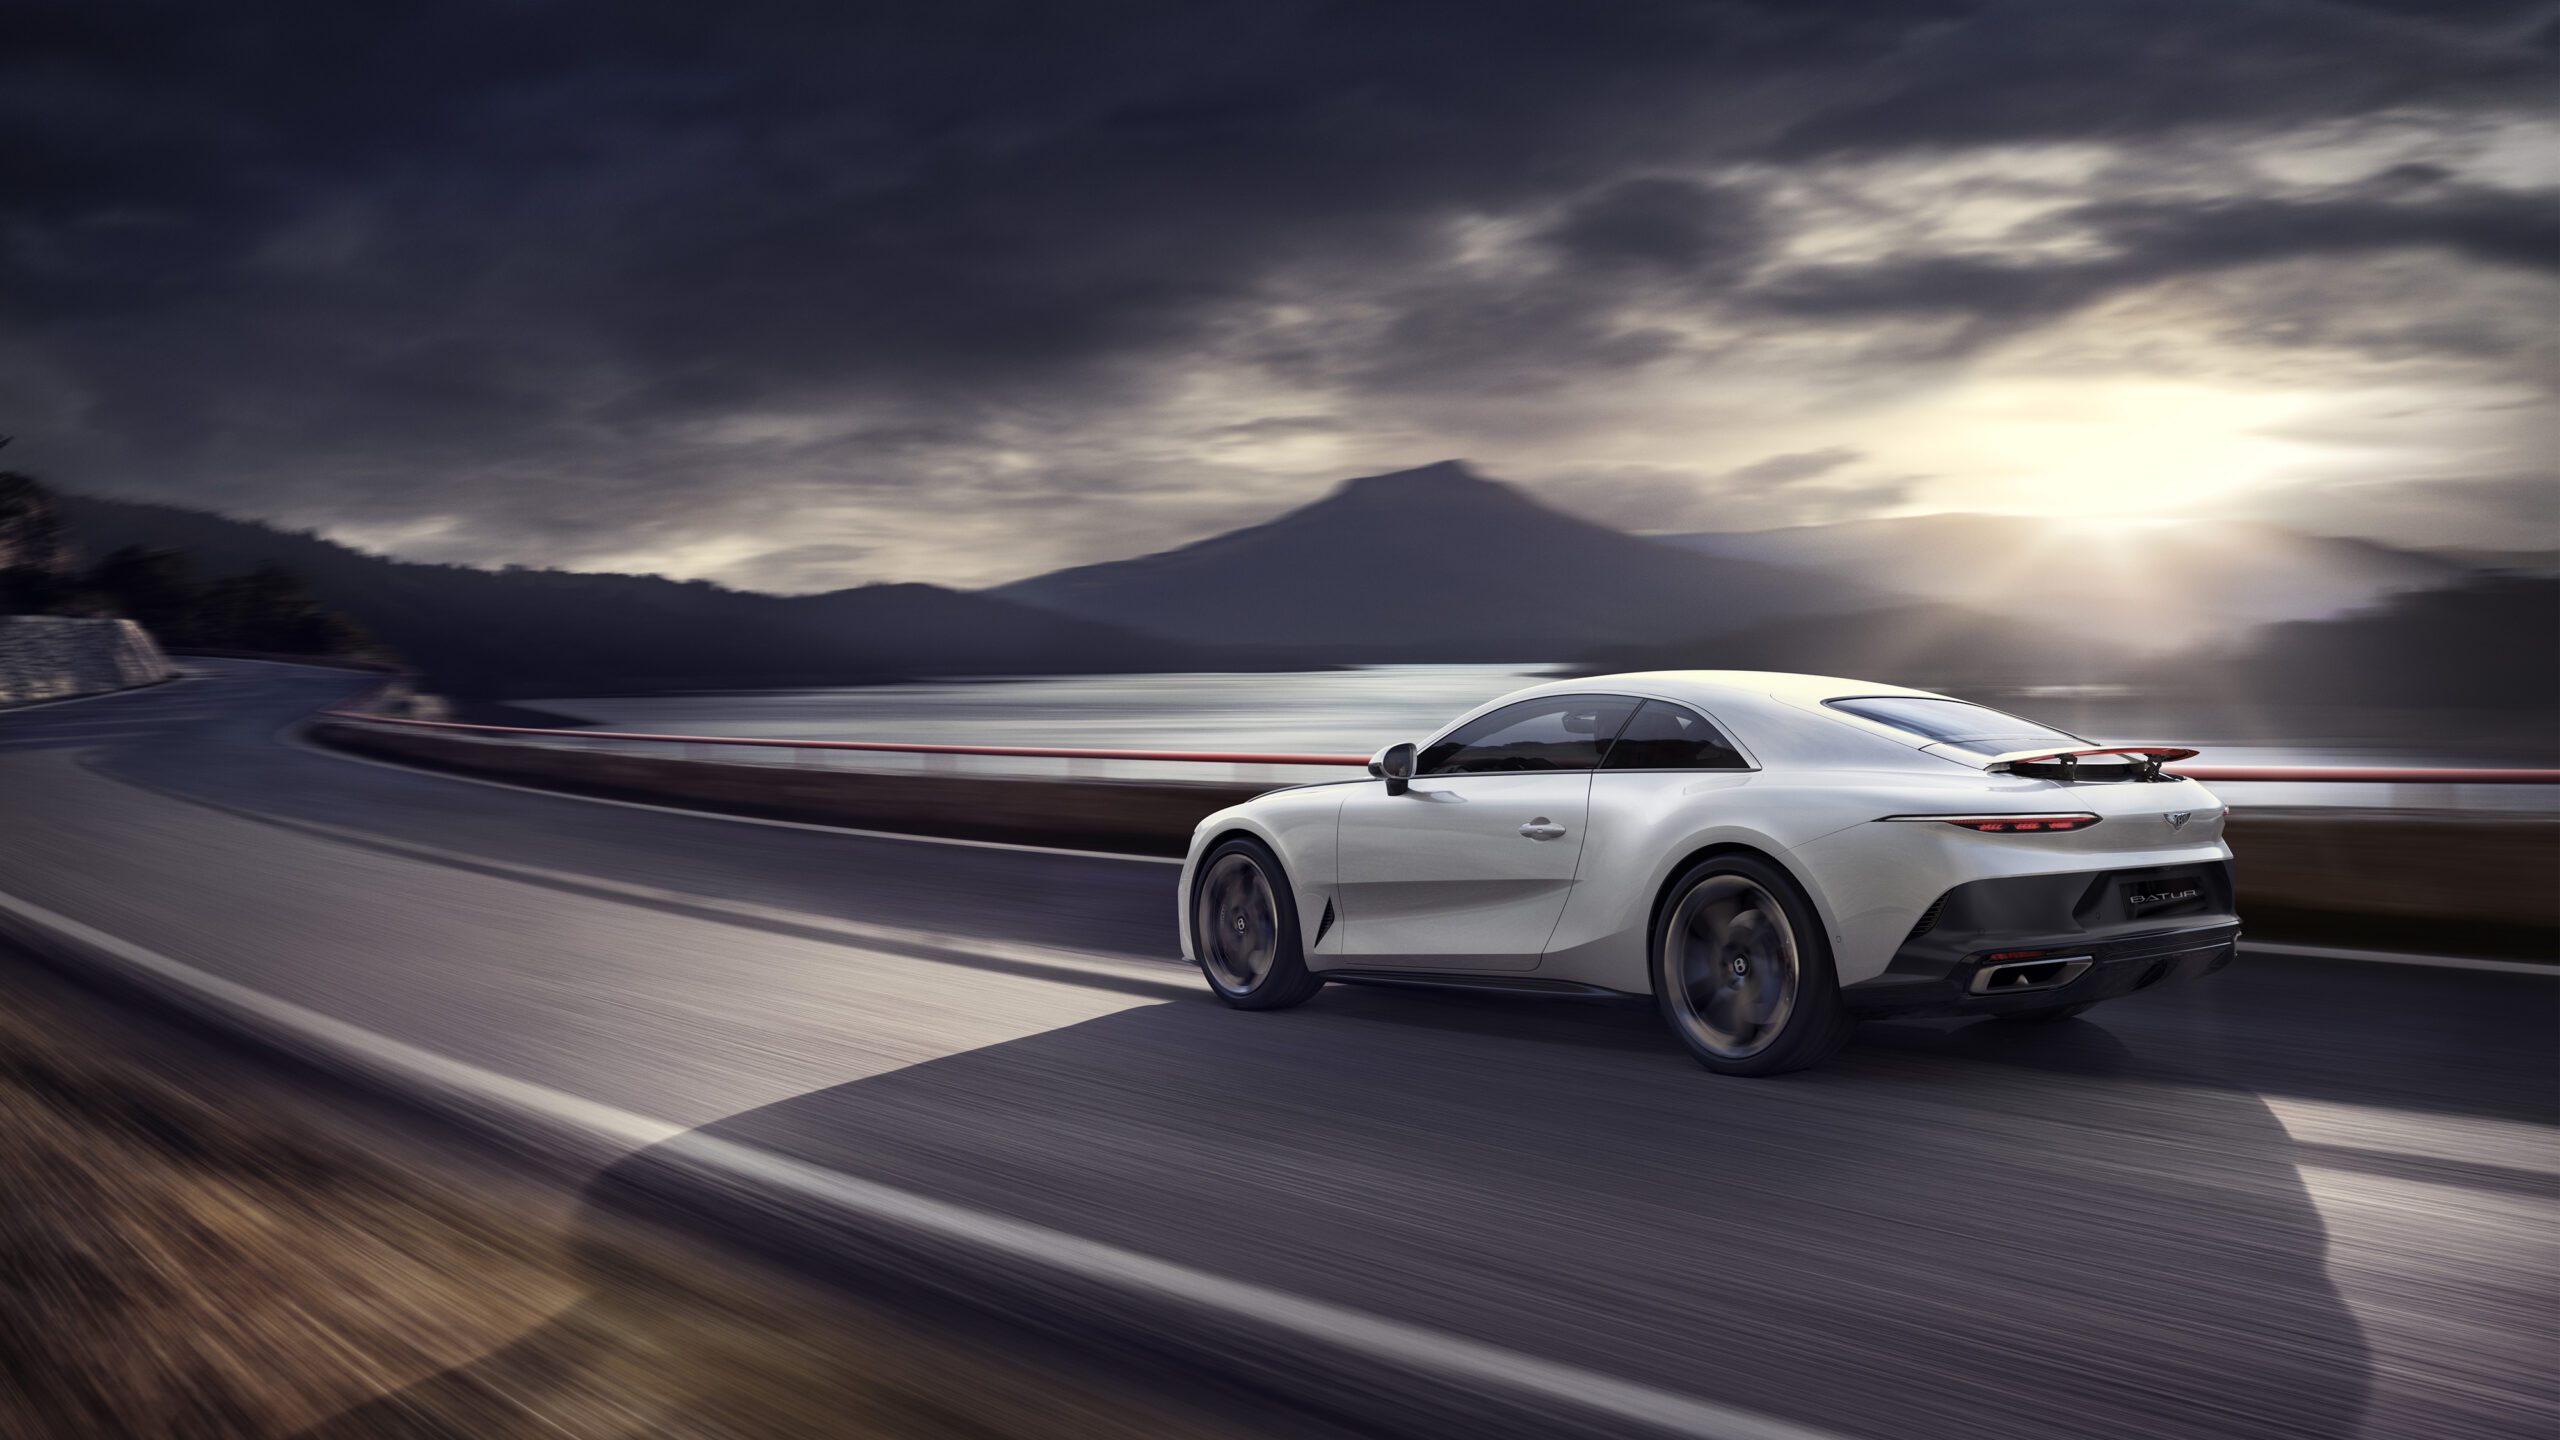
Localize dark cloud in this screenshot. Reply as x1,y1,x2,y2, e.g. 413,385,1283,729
1539,178,1762,275
0,0,2550,581
1765,0,2553,158
1725,447,1864,489
1555,451,1919,533
1204,415,1353,440
1796,475,1923,523
1753,167,2560,346
729,540,879,593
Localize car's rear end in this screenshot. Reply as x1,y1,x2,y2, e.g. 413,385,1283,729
1781,693,2241,1018
1841,775,2239,1017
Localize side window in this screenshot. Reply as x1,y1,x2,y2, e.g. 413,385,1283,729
1600,700,1749,771
1417,696,1638,776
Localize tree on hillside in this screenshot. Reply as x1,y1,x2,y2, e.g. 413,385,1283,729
5,450,385,656
1,454,77,611
196,562,378,656
84,546,201,641
0,475,58,568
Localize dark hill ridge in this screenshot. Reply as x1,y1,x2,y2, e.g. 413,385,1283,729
52,494,1202,698
61,463,2524,706
991,461,1874,657
2153,573,2559,711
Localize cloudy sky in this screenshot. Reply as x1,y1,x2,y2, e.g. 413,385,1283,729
4,0,2554,590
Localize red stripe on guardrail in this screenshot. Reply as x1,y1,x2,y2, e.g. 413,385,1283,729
319,709,2560,783
2172,766,2559,785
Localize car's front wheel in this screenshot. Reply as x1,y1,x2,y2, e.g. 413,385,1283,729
1192,838,1324,1011
1651,855,1852,1076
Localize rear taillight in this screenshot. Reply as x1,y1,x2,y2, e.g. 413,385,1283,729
1883,813,2103,833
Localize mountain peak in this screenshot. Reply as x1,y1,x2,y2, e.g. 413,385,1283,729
1329,459,1497,503
992,457,1867,655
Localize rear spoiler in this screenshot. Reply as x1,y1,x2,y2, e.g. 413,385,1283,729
1982,745,2198,781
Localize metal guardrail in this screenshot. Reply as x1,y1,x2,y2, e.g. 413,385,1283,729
323,710,1367,766
319,708,2560,791
317,708,1365,787
2170,765,2558,785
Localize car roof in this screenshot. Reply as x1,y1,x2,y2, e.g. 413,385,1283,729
1497,669,1946,710
1432,670,1966,770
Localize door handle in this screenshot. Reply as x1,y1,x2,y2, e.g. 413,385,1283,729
1518,818,1568,841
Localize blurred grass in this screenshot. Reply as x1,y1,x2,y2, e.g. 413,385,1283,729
0,961,1264,1439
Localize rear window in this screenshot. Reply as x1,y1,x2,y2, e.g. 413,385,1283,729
1825,696,2082,753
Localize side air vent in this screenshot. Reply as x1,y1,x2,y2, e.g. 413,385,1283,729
1313,898,1335,947
1906,893,1949,940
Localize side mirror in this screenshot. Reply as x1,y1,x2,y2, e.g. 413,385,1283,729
1368,741,1418,796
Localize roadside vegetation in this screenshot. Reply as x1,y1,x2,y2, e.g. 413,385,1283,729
2,462,382,663
0,962,1266,1439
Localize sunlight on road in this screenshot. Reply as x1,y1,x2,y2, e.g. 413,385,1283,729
2266,1096,2560,1438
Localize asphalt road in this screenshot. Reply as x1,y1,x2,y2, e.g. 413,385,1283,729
3,660,2553,1440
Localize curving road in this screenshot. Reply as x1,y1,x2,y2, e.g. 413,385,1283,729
3,660,2554,1440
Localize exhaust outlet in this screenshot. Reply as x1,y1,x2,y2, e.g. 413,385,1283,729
1969,956,2093,995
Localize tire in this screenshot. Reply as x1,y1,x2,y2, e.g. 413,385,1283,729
1192,838,1325,1011
1992,1002,2097,1023
1651,854,1853,1076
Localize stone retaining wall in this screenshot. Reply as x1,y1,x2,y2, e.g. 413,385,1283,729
0,616,172,707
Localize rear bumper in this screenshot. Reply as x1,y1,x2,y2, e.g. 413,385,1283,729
1841,860,2240,1017
1843,922,2239,1017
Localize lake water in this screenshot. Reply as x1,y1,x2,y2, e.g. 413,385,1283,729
536,666,2555,812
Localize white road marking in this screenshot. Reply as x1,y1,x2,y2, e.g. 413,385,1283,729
0,886,1847,1440
2240,940,2556,975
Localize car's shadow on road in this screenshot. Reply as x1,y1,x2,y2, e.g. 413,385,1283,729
325,981,2366,1440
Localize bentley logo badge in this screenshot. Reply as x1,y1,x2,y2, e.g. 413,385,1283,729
2165,810,2193,831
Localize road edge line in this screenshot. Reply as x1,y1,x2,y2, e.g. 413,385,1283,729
2239,940,2556,975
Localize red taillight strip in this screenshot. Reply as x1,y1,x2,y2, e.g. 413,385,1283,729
1878,813,2104,833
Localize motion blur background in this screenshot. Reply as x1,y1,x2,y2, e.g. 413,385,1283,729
5,0,2554,760
1,2,2553,1438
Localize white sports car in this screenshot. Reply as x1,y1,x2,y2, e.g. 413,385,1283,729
1179,671,2238,1075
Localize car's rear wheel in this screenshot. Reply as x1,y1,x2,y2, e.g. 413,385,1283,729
1652,855,1852,1076
1193,839,1324,1010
